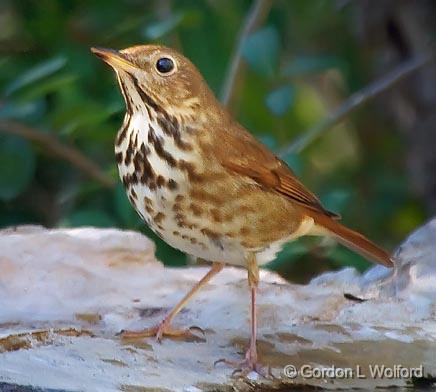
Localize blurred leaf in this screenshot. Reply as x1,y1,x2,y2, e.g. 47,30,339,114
114,183,141,228
0,135,35,201
150,229,187,267
0,57,10,69
282,152,303,176
389,202,425,238
179,9,203,27
103,15,146,41
4,56,67,96
283,55,343,78
0,99,46,120
54,101,122,136
265,241,307,270
320,189,350,215
328,246,370,272
292,85,327,128
0,210,36,227
16,74,77,101
242,26,280,77
142,9,203,40
265,85,294,116
143,12,184,39
258,134,277,150
63,209,117,228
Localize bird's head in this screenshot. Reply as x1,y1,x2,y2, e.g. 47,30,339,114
91,45,214,117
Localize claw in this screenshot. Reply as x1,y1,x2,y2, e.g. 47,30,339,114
119,322,206,343
214,349,272,379
232,368,245,378
118,326,160,340
188,325,205,337
214,358,229,367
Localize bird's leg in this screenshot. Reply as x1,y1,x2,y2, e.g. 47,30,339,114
120,262,224,342
215,254,269,376
242,253,260,370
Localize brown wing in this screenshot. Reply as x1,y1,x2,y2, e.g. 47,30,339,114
212,121,339,219
208,119,393,267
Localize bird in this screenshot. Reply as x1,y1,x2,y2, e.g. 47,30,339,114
91,44,393,373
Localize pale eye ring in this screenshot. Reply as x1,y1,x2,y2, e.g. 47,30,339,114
155,57,176,75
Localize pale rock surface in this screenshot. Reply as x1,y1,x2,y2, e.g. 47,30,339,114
0,222,435,391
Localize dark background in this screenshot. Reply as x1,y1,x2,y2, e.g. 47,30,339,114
1,0,435,282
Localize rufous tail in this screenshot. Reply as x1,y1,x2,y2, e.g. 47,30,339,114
309,212,393,267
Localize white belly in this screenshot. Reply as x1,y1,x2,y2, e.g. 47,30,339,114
128,176,249,266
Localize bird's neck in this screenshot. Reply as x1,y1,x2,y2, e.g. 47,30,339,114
114,71,200,157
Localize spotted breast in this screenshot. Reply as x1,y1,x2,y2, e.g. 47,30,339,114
113,71,250,265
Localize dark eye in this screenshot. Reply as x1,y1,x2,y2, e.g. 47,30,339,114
156,57,174,74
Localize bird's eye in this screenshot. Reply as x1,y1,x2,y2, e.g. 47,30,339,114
156,57,175,74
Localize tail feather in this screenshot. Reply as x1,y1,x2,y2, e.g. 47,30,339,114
309,212,393,267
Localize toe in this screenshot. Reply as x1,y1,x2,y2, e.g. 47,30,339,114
188,325,205,337
119,326,158,340
214,355,271,379
119,323,206,342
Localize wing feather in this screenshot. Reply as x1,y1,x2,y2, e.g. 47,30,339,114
211,122,339,218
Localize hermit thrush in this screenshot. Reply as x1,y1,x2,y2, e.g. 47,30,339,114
92,45,392,372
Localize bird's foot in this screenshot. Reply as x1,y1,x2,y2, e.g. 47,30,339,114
118,321,205,343
215,348,272,378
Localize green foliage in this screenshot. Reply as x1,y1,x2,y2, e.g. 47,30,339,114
0,0,425,281
4,56,67,97
265,240,307,271
143,12,186,40
0,135,35,201
283,55,344,78
265,85,294,116
63,209,117,228
328,247,370,273
242,26,280,78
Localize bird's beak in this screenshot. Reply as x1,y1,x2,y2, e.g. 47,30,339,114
91,47,137,72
